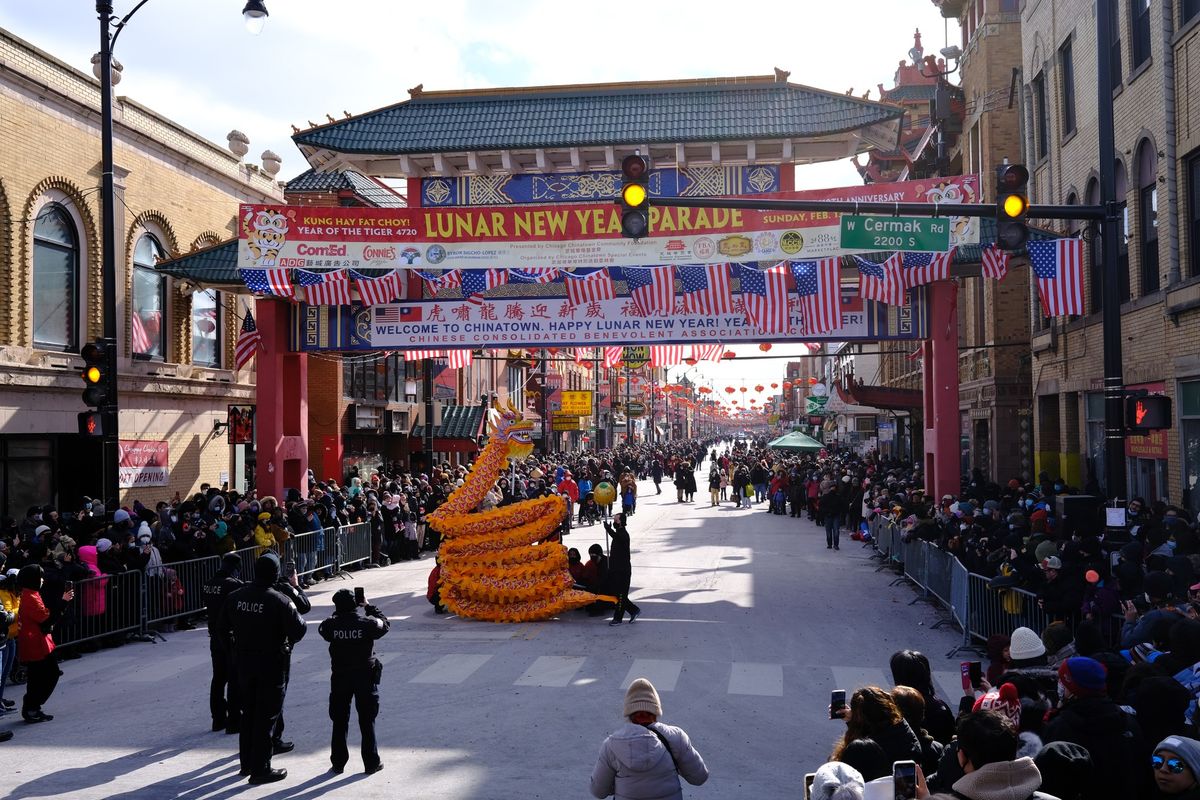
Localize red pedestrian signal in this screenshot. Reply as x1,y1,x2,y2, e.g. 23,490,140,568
77,410,104,436
1125,394,1171,432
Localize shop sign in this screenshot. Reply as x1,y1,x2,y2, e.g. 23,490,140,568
559,390,593,415
118,440,169,488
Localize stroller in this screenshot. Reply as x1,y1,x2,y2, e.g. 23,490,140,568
578,492,600,526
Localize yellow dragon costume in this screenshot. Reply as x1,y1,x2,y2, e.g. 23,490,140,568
429,400,614,622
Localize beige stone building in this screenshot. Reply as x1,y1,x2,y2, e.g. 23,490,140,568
0,29,282,513
1021,0,1200,506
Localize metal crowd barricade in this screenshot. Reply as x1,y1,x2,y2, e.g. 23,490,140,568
143,553,222,626
54,569,145,647
964,572,1050,644
337,522,373,569
286,528,332,580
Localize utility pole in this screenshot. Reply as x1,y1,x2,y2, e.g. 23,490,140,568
422,358,434,470
1095,0,1126,501
593,347,600,451
625,365,632,444
539,348,548,454
97,3,120,508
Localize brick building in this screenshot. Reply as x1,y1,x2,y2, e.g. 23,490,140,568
0,29,281,513
1021,0,1200,506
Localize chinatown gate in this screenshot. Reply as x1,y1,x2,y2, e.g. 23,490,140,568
163,74,982,503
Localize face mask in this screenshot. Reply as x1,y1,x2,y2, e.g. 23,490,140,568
1168,540,1178,551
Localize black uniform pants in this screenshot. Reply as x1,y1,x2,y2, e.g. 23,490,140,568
329,664,381,769
235,653,287,776
271,656,291,743
610,569,641,623
22,658,61,714
209,639,240,728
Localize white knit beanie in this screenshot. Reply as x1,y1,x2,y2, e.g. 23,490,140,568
623,678,662,718
1009,626,1047,661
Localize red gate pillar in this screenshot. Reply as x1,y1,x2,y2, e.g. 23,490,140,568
255,298,308,501
923,280,959,500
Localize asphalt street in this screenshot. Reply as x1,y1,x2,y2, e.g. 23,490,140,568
0,468,967,799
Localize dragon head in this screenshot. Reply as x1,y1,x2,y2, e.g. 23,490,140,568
487,398,535,462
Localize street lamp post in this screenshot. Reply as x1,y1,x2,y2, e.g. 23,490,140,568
94,0,268,505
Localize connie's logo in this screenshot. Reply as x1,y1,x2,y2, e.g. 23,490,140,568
363,246,397,261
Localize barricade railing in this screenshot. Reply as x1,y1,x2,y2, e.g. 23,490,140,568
338,522,373,569
964,571,1050,644
54,569,145,647
144,553,225,626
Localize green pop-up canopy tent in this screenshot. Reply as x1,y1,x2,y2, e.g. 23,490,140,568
767,431,824,452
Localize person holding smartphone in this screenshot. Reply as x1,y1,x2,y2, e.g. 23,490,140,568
922,711,1053,800
16,564,73,723
318,587,390,775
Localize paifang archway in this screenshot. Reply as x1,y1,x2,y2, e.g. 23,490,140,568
165,73,971,501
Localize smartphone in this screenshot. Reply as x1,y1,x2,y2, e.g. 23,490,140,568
804,773,816,800
968,661,983,689
830,689,846,720
284,560,297,580
354,586,366,606
958,695,976,716
960,661,972,692
64,580,74,593
893,759,918,800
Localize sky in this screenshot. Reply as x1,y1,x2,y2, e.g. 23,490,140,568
1,0,959,405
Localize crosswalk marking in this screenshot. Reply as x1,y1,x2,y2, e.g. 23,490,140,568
728,662,784,696
409,653,492,684
622,659,683,692
830,666,889,695
514,656,586,687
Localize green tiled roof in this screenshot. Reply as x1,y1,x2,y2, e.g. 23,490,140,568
412,403,486,440
156,239,240,286
286,169,406,207
293,79,906,155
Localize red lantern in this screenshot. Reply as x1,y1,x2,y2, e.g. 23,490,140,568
732,400,739,405
758,343,772,352
808,377,818,385
725,386,735,394
699,386,712,394
722,351,736,360
684,357,697,365
783,381,793,391
771,382,779,389
739,386,747,393
754,384,764,393
750,399,757,404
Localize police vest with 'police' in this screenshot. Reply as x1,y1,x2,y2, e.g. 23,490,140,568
236,601,264,613
331,629,363,639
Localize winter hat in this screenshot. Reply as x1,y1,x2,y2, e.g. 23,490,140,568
1042,621,1073,655
96,537,113,553
1156,736,1200,779
1040,556,1063,571
220,552,241,573
811,761,865,800
1034,540,1059,563
33,524,51,538
332,588,358,612
1009,626,1046,661
974,682,1021,726
113,509,131,524
17,563,44,590
253,551,281,587
1085,569,1101,584
623,677,663,718
136,521,152,544
1059,657,1107,698
1034,742,1093,800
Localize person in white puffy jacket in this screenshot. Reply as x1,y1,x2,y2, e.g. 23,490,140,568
590,677,709,800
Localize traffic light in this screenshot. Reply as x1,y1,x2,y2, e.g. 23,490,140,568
619,154,650,239
995,163,1030,251
77,410,105,436
1126,394,1172,432
80,340,113,408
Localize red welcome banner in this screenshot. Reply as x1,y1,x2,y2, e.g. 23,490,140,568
238,175,979,272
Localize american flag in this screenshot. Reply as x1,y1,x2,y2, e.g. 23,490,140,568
650,345,684,368
353,270,403,306
404,349,446,361
603,346,623,368
241,267,294,299
692,343,725,361
131,309,152,354
564,268,615,306
1029,238,1084,316
296,269,351,306
789,258,843,335
574,348,590,365
625,266,675,317
855,254,908,306
509,268,560,284
980,245,1010,281
446,349,473,369
737,263,790,334
461,268,509,302
424,270,462,294
678,263,733,315
235,310,261,370
902,249,956,287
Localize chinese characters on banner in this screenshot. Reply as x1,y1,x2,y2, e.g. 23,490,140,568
118,440,169,489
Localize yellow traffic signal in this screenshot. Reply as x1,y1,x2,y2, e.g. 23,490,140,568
621,182,648,209
619,154,650,239
80,340,111,408
995,163,1030,251
1002,193,1028,218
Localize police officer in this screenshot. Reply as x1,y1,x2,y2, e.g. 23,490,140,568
269,558,310,755
217,552,306,785
202,552,243,733
318,588,390,774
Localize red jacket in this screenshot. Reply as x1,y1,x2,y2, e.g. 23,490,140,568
427,565,441,602
18,588,55,663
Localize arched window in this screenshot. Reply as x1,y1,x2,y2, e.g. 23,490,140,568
132,234,167,359
1085,179,1102,313
192,288,220,367
1137,140,1159,293
1115,160,1131,302
32,203,79,351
